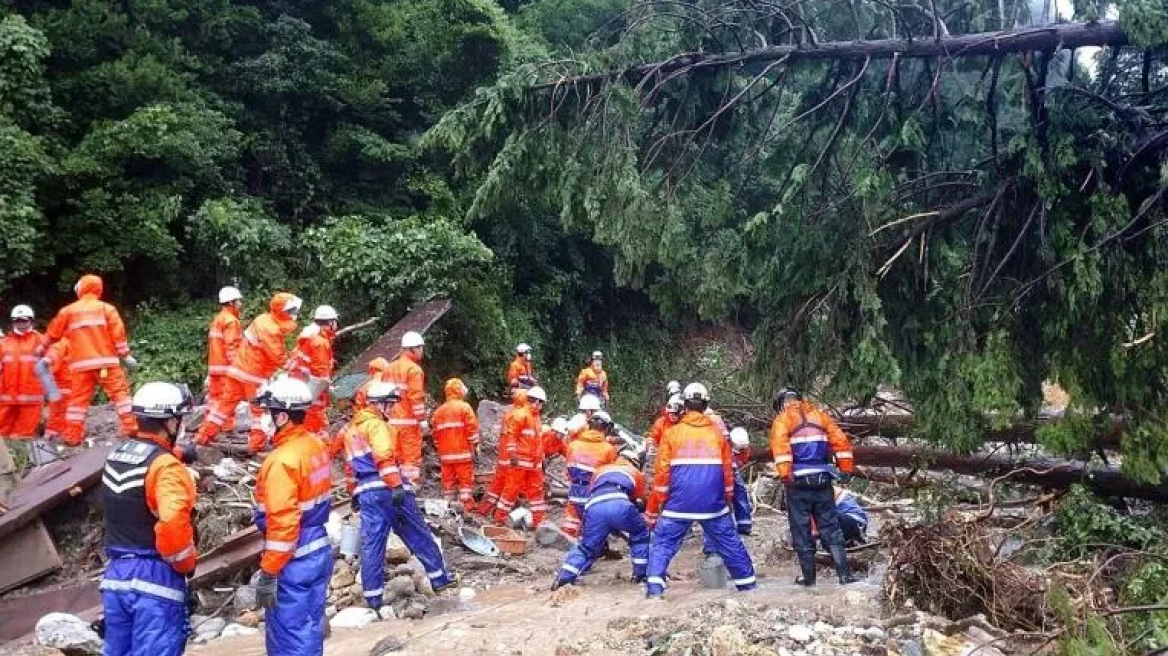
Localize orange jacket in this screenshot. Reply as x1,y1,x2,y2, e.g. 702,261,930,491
0,329,47,404
591,459,646,500
499,401,542,469
432,381,479,462
575,365,609,400
769,400,854,479
230,293,299,384
565,430,617,477
207,306,243,376
340,407,404,493
42,339,72,391
255,424,332,575
45,275,131,372
384,352,426,423
647,410,734,520
506,356,535,389
647,415,676,446
495,391,526,469
140,432,198,574
290,325,334,379
542,426,566,460
352,357,391,409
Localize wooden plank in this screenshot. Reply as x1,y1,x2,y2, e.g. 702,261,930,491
0,520,62,594
0,581,101,644
0,445,112,542
337,299,452,378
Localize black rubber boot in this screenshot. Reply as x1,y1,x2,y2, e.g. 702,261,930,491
794,551,816,586
830,545,860,584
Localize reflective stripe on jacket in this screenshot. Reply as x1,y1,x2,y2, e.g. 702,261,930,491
769,401,854,478
45,274,130,372
432,396,479,462
0,330,46,404
647,411,734,521
207,307,242,375
255,425,332,574
340,408,405,495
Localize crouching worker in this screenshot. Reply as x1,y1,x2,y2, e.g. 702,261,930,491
100,382,197,656
252,376,334,656
552,449,650,590
339,380,456,611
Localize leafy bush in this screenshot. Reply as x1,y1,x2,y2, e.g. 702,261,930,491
127,302,213,391
1050,485,1164,561
187,197,292,290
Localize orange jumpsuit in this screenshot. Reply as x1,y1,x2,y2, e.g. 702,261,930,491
45,274,136,443
40,340,72,441
197,293,299,451
431,380,480,511
0,329,47,440
561,429,617,536
542,426,566,461
575,365,609,402
383,352,426,484
506,356,535,392
206,305,243,429
495,401,546,526
477,391,525,517
289,325,335,436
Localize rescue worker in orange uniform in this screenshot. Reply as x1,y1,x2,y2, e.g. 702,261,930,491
645,383,755,598
384,331,427,484
506,343,537,394
99,382,197,656
565,393,602,442
574,351,609,404
196,292,302,453
770,387,858,586
0,305,48,442
476,389,526,517
45,274,138,444
495,386,548,527
351,357,390,410
562,411,619,537
251,376,334,656
39,339,72,444
339,381,456,610
645,394,683,488
288,306,338,436
542,417,569,463
206,286,244,412
431,378,480,512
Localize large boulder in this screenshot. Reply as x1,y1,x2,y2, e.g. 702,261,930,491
34,614,102,656
535,524,577,550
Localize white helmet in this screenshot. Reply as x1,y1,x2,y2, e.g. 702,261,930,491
401,331,425,349
682,382,710,403
218,286,243,304
298,324,321,340
666,380,681,396
578,394,602,412
729,427,751,451
257,375,313,411
131,382,194,419
527,386,547,403
665,394,684,415
365,380,401,404
10,305,34,320
313,305,339,321
591,350,603,360
589,411,614,431
516,343,532,354
282,295,304,316
551,417,569,434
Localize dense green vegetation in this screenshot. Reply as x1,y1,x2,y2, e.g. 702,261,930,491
2,0,1167,466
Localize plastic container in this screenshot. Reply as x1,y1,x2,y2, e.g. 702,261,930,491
339,520,361,559
698,553,728,589
483,525,527,556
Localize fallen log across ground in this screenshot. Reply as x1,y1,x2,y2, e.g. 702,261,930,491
835,413,1124,449
749,445,1168,502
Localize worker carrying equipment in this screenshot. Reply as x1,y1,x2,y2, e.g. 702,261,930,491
252,375,333,656
552,452,649,590
574,351,609,403
206,286,244,430
645,383,756,599
339,380,456,610
494,386,548,527
288,305,339,436
1,305,48,442
384,332,427,484
561,410,618,537
45,275,139,445
769,387,858,586
507,343,537,393
197,292,301,452
100,382,197,656
431,378,480,512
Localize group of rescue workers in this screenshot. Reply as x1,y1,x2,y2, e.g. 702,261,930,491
0,278,870,656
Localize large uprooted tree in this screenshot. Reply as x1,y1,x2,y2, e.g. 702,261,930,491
426,0,1168,478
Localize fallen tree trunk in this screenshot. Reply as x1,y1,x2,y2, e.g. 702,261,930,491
836,413,1124,448
750,445,1168,502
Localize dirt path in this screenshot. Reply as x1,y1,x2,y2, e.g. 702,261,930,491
190,515,884,656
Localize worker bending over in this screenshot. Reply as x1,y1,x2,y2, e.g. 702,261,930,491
645,383,756,599
552,450,650,589
431,378,480,513
562,411,618,537
99,382,197,656
770,388,859,586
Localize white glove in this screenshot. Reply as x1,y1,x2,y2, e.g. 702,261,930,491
420,420,431,436
186,466,201,484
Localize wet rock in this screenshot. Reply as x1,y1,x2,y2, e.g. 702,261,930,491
369,635,406,656
892,638,926,656
843,590,869,607
325,605,338,619
378,606,397,621
710,625,748,656
789,625,815,644
331,567,355,590
406,556,433,595
233,584,257,612
192,617,226,639
549,585,584,607
34,613,102,656
386,575,416,601
220,623,259,638
385,534,410,564
459,587,477,602
862,627,887,643
814,621,834,634
400,601,427,620
349,582,365,598
235,611,260,629
390,563,415,578
535,524,576,550
330,607,378,629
